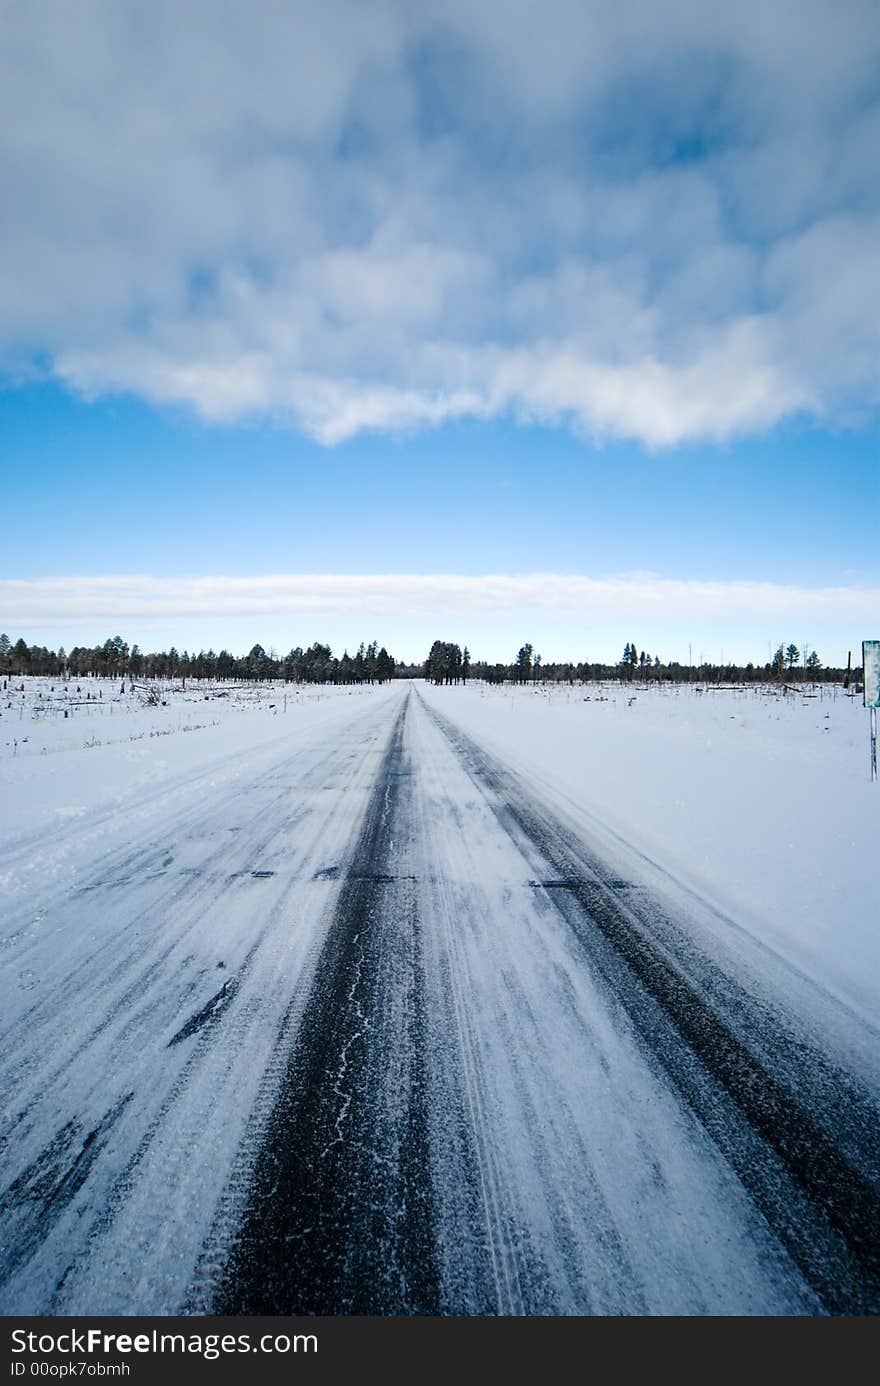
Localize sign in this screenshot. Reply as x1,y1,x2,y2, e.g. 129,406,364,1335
864,640,880,709
865,640,880,783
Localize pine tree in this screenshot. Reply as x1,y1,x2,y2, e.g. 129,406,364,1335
13,638,29,674
515,643,533,684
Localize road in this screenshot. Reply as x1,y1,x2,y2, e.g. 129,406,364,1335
1,683,878,1314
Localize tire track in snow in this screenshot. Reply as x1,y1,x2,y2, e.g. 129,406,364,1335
212,691,442,1314
0,693,396,968
0,1094,133,1284
0,695,403,1314
418,691,880,1314
0,730,365,1141
0,693,388,876
408,705,669,1313
413,805,532,1315
0,698,388,984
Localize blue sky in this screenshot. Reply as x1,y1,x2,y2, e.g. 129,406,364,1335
2,2,878,664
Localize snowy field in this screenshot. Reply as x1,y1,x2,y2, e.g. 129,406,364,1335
1,676,878,1316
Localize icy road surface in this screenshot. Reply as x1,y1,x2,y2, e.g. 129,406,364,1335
1,682,878,1315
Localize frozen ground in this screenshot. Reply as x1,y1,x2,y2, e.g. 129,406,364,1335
0,676,878,1315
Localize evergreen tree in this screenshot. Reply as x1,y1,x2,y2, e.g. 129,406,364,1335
376,647,395,682
515,643,533,684
425,640,463,684
13,638,29,674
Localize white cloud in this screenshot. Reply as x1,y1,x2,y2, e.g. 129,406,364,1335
3,573,877,626
2,1,879,445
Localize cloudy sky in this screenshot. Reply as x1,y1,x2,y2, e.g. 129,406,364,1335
2,0,878,663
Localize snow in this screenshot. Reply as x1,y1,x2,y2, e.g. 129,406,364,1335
0,677,389,908
407,694,813,1313
419,679,880,1029
0,676,381,826
0,678,403,1313
0,674,877,1315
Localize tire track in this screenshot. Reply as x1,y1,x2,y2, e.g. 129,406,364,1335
0,725,375,1141
0,695,404,1313
0,1094,133,1284
212,690,442,1315
418,691,880,1315
418,825,529,1314
0,693,390,874
408,703,659,1314
0,693,398,993
0,694,391,975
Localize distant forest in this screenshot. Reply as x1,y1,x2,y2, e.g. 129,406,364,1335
0,632,859,688
422,639,854,686
0,634,394,685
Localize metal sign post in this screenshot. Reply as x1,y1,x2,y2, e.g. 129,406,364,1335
863,640,880,782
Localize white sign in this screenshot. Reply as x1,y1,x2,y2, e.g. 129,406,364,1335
864,640,880,709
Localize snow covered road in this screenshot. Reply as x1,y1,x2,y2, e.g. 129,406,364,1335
1,682,878,1314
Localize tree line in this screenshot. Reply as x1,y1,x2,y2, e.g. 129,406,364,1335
0,631,857,688
420,638,853,686
0,634,396,685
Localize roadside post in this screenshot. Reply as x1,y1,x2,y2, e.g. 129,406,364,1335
864,639,880,782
